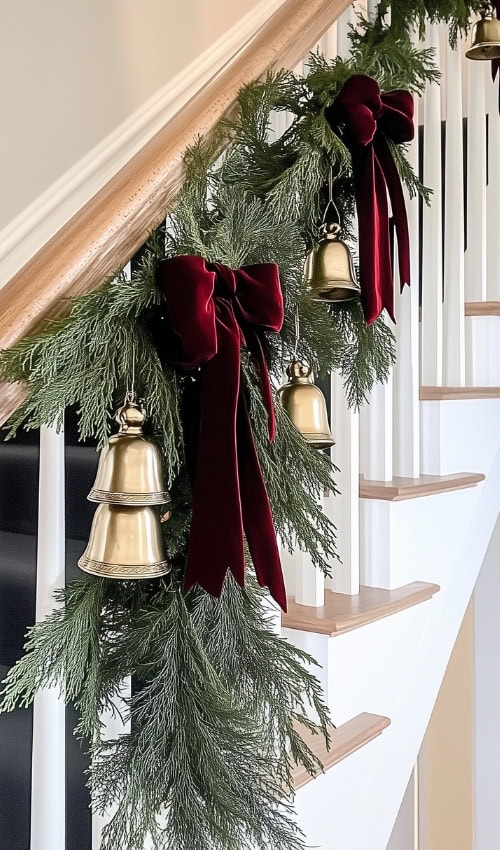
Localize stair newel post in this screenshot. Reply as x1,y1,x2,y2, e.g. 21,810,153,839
394,121,421,477
31,423,66,850
443,35,466,387
421,22,444,387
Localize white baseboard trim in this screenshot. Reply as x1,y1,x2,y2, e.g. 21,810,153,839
0,0,286,290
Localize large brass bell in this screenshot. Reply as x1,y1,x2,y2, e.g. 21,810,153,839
78,395,171,580
305,222,361,303
277,360,335,448
89,399,170,505
78,504,170,579
466,5,500,60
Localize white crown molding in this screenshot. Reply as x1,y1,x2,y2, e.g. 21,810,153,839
0,0,285,289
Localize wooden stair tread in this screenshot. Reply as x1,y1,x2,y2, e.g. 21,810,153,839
282,582,439,636
420,386,500,400
465,301,500,316
292,713,391,790
359,472,484,501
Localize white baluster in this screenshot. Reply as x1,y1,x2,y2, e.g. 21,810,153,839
323,20,337,59
295,492,325,607
360,365,394,481
31,424,65,850
421,23,443,387
327,372,360,594
279,537,297,600
465,60,488,383
92,682,132,850
487,71,500,301
394,120,420,477
337,4,356,60
443,39,465,386
465,60,487,302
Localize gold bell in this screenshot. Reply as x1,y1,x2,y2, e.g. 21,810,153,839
89,399,170,506
305,223,361,303
466,6,500,60
277,360,335,448
78,504,170,579
78,395,170,580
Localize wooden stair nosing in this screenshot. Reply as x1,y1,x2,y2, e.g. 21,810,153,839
282,581,440,636
465,301,500,316
292,713,391,790
359,472,485,501
420,386,500,400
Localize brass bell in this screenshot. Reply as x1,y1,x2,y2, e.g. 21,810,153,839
89,398,170,506
78,503,170,579
277,360,335,448
305,223,361,303
466,6,500,60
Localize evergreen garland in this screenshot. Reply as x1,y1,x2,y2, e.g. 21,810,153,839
0,4,486,848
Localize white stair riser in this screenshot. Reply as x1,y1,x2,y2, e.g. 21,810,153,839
360,486,482,588
421,398,500,475
465,315,500,386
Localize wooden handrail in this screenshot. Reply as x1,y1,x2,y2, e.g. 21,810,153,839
0,0,350,425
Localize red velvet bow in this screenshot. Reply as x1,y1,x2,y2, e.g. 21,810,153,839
156,255,287,611
324,74,414,324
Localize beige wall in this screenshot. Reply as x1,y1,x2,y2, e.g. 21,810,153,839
418,601,475,850
0,0,277,231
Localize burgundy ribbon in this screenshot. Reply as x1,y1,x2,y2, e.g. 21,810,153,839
324,74,414,325
155,255,287,611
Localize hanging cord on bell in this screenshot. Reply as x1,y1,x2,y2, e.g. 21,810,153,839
125,339,137,407
293,305,301,363
322,167,341,229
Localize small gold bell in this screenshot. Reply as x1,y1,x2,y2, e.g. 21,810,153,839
277,360,335,448
305,223,361,303
78,504,170,579
89,399,170,506
466,6,500,60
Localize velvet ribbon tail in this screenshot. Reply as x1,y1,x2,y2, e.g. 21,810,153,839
353,147,394,325
375,136,411,294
